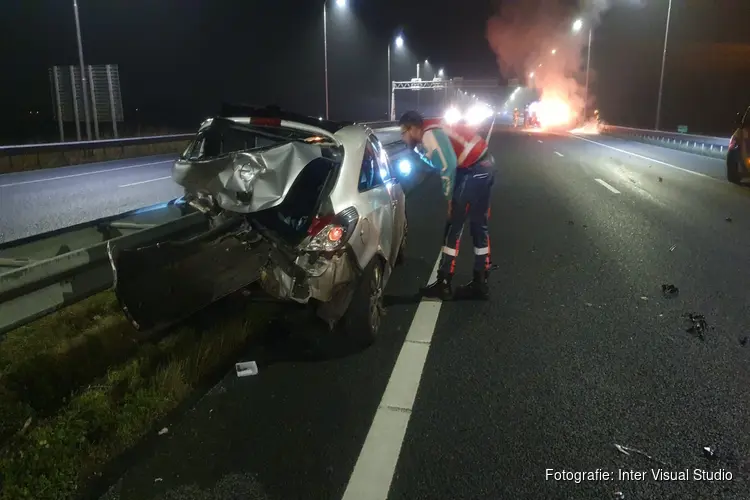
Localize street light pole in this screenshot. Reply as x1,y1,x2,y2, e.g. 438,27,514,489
323,1,329,120
387,43,391,120
583,27,592,121
72,0,92,141
655,0,673,131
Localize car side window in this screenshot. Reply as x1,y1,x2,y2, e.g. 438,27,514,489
369,135,394,182
358,142,385,192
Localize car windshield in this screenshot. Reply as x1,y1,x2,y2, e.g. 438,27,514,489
181,120,327,161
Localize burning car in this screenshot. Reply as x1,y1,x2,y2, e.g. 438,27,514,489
107,105,408,346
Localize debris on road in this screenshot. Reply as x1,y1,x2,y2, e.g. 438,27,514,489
640,296,648,301
669,244,676,252
567,220,574,225
658,177,663,182
614,443,669,466
740,336,748,347
236,360,259,377
613,492,625,500
661,284,679,298
684,313,709,340
158,427,168,436
154,478,163,483
726,216,732,222
703,446,718,460
585,302,594,307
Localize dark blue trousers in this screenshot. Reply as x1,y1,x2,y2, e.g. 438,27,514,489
439,155,496,276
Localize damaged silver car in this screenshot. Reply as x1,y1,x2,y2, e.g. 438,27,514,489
108,105,407,346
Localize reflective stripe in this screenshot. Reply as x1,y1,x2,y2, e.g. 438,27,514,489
442,246,457,256
474,247,489,255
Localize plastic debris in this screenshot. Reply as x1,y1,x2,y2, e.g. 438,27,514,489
640,296,648,301
703,446,717,460
614,443,669,466
236,361,259,377
158,427,168,436
684,313,709,340
585,302,594,307
740,336,748,347
661,284,679,298
155,478,163,483
669,244,676,252
726,216,732,222
613,492,625,500
658,177,663,182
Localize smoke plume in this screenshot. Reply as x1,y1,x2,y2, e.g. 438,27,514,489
485,0,629,122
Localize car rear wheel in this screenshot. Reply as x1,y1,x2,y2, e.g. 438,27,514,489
727,151,741,184
338,258,385,348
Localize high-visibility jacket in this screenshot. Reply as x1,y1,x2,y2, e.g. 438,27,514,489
424,119,489,169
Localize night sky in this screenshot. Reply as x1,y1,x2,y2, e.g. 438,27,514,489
1,0,749,143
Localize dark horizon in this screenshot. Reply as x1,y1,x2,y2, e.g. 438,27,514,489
1,0,749,144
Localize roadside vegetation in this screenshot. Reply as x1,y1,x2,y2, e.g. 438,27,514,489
0,290,276,500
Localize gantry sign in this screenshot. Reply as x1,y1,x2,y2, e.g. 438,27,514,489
390,78,502,120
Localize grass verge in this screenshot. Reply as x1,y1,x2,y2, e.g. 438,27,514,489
0,291,276,500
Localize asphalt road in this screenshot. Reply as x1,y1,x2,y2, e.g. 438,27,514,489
91,128,750,500
0,128,403,245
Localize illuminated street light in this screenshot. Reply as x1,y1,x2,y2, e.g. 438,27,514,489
323,0,349,120
425,59,429,65
529,72,534,78
388,34,405,119
551,48,557,55
438,68,444,77
572,18,583,33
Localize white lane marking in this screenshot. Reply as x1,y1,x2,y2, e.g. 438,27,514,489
118,176,171,188
0,160,172,188
569,134,710,178
342,121,496,500
538,140,544,143
554,151,564,157
342,258,441,500
595,178,621,194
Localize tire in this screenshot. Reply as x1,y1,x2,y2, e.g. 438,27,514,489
338,258,385,348
395,216,408,266
727,151,741,184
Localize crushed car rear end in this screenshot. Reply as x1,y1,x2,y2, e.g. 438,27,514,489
108,108,382,335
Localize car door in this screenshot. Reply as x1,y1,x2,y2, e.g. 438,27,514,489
369,134,406,261
357,139,395,265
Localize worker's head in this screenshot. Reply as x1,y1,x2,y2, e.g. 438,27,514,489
399,110,425,148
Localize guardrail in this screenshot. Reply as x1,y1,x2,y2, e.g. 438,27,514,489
600,124,731,160
0,126,409,339
0,199,208,337
0,122,400,172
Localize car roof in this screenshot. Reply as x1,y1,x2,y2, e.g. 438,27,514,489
219,103,353,134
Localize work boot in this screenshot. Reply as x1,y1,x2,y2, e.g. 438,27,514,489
420,272,453,300
454,270,489,300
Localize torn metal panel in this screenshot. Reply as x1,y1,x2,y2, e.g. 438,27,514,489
172,141,326,214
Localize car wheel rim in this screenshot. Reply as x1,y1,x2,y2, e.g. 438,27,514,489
369,265,384,333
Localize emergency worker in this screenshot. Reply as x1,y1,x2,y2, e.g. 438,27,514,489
399,110,496,300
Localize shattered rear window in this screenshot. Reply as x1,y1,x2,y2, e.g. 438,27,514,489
181,120,322,161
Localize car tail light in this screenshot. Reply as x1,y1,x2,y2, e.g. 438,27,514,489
250,117,282,127
302,207,359,252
